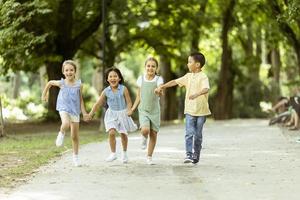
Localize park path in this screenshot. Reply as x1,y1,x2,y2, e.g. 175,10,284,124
1,119,300,200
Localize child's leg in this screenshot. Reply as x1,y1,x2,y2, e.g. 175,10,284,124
185,114,196,160
120,133,128,163
147,130,157,157
59,112,70,133
141,127,150,138
70,122,79,155
193,116,206,162
120,133,128,151
56,112,71,147
108,128,117,153
140,127,150,150
106,129,118,162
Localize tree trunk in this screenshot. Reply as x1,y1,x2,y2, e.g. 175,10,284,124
45,61,64,120
269,48,281,102
0,97,5,137
190,0,208,53
39,66,46,96
12,71,21,99
214,0,236,120
159,55,178,121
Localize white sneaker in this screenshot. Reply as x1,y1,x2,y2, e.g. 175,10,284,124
55,132,65,147
146,156,154,165
105,153,117,162
122,152,128,164
141,136,147,150
73,155,80,167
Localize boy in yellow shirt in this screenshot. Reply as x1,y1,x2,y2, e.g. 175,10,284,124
156,52,211,164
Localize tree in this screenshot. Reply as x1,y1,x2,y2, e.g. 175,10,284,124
0,0,110,119
214,0,236,119
0,97,4,137
267,0,300,75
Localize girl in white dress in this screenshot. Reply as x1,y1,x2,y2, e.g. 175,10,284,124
88,67,137,163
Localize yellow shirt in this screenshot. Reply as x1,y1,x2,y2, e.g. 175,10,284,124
175,72,211,116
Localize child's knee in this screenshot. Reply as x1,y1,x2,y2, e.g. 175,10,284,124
61,122,70,130
141,127,150,135
108,129,116,136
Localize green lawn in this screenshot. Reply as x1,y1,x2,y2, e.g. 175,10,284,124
0,122,105,188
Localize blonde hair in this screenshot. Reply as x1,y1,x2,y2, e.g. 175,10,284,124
62,60,77,73
144,57,159,75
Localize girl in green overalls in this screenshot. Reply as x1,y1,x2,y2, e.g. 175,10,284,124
129,57,163,165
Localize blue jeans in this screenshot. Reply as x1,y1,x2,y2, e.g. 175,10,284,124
185,114,206,160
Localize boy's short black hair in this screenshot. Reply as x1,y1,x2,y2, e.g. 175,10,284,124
190,52,205,67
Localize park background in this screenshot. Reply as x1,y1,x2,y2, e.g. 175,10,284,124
0,0,300,189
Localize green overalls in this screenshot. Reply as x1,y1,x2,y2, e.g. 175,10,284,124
138,76,160,132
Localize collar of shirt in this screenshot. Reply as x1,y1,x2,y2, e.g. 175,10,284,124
108,84,122,91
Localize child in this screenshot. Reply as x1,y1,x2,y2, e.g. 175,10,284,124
156,52,211,164
42,60,88,167
88,67,137,163
129,57,163,165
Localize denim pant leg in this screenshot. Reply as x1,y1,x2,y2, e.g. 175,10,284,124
185,114,196,156
193,116,206,160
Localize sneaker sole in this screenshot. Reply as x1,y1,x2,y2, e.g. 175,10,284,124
106,157,117,162
184,159,193,163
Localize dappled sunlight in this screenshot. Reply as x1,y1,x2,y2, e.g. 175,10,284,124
26,102,46,117
260,101,272,112
3,107,28,121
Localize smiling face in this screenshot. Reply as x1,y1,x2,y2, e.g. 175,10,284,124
62,63,76,81
145,60,158,77
187,56,200,72
107,71,121,88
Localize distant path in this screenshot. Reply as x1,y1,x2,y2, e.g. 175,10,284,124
1,119,300,200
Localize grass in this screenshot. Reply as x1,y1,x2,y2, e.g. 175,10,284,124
0,119,184,189
0,121,106,188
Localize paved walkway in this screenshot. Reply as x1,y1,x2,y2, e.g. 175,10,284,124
1,119,300,200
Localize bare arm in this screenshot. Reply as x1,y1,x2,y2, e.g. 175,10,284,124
124,87,132,109
80,85,87,115
41,80,60,102
160,80,178,90
272,98,289,111
189,88,209,100
155,80,178,94
88,91,106,118
130,88,141,114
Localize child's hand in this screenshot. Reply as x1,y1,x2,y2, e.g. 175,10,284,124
127,109,133,116
189,93,199,100
154,87,162,95
83,114,90,122
41,94,48,102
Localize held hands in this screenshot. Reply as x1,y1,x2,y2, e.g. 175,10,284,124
83,113,92,122
127,109,133,116
154,87,163,96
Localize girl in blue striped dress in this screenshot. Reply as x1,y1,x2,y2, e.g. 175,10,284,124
88,67,137,163
42,60,88,167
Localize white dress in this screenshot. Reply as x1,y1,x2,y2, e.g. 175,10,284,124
104,108,137,134
103,84,137,134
